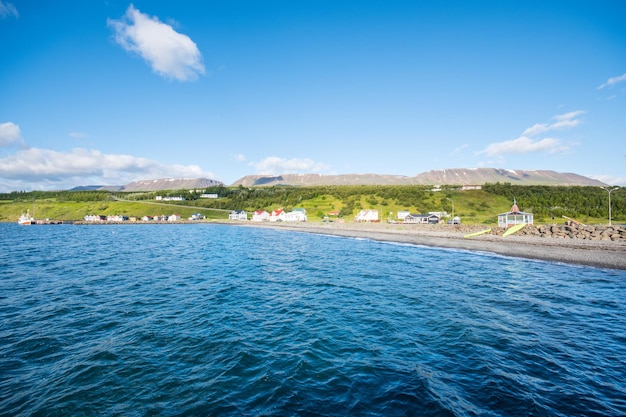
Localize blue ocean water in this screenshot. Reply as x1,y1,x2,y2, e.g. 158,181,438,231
1,223,625,416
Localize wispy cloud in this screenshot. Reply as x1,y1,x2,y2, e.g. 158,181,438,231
522,111,584,136
233,153,246,162
250,156,331,175
0,0,18,18
0,147,217,192
478,111,583,157
0,122,26,148
478,137,566,157
107,5,205,82
598,72,626,89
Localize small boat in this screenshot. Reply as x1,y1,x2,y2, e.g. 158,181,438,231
464,228,491,238
502,223,526,237
18,210,34,225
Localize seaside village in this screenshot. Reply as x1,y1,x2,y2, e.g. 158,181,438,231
82,193,539,228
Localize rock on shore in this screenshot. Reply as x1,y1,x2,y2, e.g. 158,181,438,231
515,224,626,241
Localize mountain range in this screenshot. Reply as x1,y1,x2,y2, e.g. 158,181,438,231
231,168,606,187
71,168,606,191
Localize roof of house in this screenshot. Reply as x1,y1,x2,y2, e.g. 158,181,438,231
407,213,439,218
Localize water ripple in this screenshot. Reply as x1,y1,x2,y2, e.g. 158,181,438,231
1,223,625,416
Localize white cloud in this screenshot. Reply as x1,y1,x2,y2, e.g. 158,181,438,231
250,156,331,175
233,153,246,162
478,136,567,157
598,72,626,89
107,5,205,81
480,111,583,157
0,147,218,191
0,122,26,148
522,111,584,136
0,0,18,18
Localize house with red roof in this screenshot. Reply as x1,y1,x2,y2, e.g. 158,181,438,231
252,210,270,222
269,208,285,222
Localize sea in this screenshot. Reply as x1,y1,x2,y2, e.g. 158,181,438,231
1,222,625,417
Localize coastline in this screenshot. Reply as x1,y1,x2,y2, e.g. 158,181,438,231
229,221,626,271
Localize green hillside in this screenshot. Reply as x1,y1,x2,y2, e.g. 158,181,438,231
0,183,623,225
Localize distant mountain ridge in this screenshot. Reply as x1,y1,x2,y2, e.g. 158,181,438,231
70,169,606,192
231,169,606,187
71,178,223,192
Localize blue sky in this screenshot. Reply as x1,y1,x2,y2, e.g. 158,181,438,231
1,0,625,191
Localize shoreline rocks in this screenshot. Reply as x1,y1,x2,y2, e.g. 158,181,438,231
516,224,626,241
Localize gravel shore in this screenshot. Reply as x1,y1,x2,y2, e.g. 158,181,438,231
231,221,626,270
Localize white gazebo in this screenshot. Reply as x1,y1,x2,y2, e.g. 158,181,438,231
498,199,533,228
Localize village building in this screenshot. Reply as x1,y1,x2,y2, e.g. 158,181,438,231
403,213,440,224
284,208,307,222
84,214,106,222
269,208,286,222
355,209,379,222
396,210,411,220
498,199,534,228
251,210,270,222
106,215,128,222
229,210,248,221
156,196,185,201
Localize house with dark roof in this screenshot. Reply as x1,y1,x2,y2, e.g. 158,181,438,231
229,210,247,220
403,213,440,224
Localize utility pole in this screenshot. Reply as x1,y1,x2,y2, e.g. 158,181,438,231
601,186,619,226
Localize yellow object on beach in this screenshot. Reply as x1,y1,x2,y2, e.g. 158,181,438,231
502,223,526,237
464,228,491,238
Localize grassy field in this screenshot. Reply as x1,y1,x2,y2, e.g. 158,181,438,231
0,200,228,223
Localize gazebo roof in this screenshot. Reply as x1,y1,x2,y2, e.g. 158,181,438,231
498,198,533,216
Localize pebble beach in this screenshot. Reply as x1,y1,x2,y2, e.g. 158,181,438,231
233,221,626,270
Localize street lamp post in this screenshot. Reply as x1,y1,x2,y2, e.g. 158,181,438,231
601,186,619,226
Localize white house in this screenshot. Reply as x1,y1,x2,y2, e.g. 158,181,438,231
355,209,379,222
269,208,286,222
141,216,153,221
403,213,440,224
200,193,219,199
190,213,205,221
229,210,248,220
397,210,411,220
106,215,127,222
284,210,307,222
498,199,533,228
429,211,448,219
168,214,181,222
252,210,270,222
84,214,105,222
157,196,185,201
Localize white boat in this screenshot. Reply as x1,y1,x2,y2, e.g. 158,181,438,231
18,209,34,225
